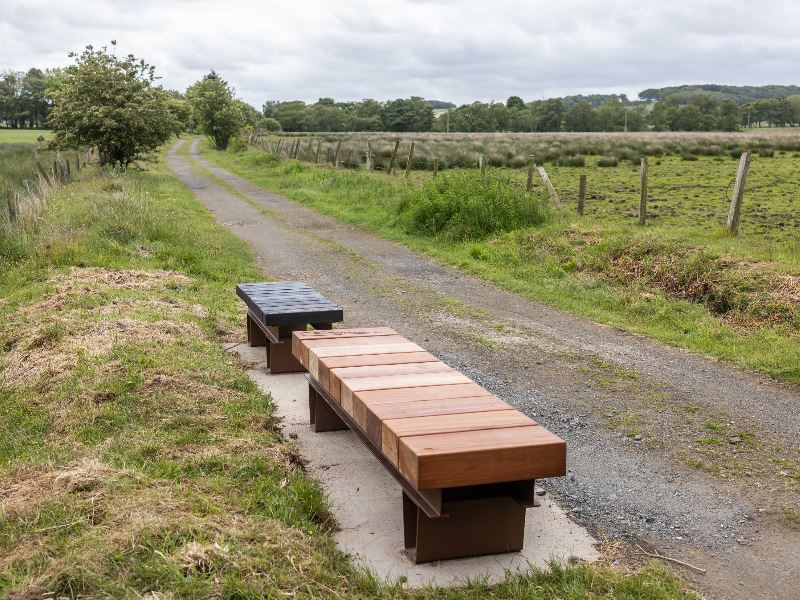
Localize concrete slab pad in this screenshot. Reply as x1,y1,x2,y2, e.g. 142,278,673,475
231,342,599,587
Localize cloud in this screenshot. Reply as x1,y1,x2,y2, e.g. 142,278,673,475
3,0,799,107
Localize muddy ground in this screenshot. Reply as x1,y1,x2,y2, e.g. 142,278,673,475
166,140,799,599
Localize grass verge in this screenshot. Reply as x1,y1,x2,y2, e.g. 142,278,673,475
199,143,800,384
0,151,696,598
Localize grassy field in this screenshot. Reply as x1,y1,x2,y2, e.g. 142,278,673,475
0,129,51,143
264,129,800,170
201,138,800,384
0,148,696,598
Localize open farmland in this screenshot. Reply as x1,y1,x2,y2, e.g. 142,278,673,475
208,130,800,383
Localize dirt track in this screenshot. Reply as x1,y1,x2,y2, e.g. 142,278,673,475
166,140,799,599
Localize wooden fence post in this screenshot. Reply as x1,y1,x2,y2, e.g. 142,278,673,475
306,139,314,161
32,153,52,187
405,141,415,178
478,154,485,175
7,195,17,222
366,141,373,171
433,158,439,178
536,165,562,209
526,161,534,193
726,152,751,236
578,174,587,215
388,139,400,175
315,140,322,164
333,140,342,168
638,157,648,226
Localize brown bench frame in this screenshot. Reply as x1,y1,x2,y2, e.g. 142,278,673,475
306,374,539,563
246,310,332,373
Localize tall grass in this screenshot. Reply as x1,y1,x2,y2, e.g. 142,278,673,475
398,170,549,239
1,142,60,261
260,130,800,170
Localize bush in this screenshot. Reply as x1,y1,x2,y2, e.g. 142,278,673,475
47,45,175,168
397,170,549,240
681,153,699,161
597,156,618,167
228,136,249,153
557,155,586,167
758,148,775,158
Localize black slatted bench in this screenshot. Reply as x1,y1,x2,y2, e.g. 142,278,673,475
236,281,344,373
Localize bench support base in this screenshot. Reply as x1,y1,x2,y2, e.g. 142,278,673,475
403,492,525,563
246,312,332,374
309,384,349,433
304,374,535,564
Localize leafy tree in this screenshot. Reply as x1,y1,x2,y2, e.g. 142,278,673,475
563,100,596,131
506,95,525,110
381,97,433,132
717,99,739,131
187,72,244,150
531,99,565,131
272,101,307,131
261,117,282,132
47,44,175,167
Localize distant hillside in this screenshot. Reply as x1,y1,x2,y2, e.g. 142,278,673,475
639,84,800,104
425,100,456,109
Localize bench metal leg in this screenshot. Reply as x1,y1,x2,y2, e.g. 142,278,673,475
402,492,526,563
308,384,348,432
247,314,267,347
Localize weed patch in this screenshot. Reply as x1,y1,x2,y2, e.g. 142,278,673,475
398,169,549,240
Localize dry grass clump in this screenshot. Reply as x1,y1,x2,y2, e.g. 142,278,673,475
55,266,192,292
0,458,119,519
0,267,203,392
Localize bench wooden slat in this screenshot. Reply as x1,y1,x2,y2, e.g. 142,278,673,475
352,382,494,430
363,394,510,445
399,426,566,489
308,342,425,371
382,409,534,466
340,372,472,414
297,334,409,367
328,362,455,400
315,351,438,390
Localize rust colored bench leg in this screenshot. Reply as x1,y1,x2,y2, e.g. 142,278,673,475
267,340,304,374
308,384,348,432
247,314,267,347
403,492,526,563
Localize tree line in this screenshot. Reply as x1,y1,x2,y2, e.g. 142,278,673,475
0,68,51,128
12,43,800,173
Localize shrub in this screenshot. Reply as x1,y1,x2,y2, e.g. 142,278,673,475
681,153,699,161
397,170,549,240
758,148,775,158
597,156,618,167
557,155,586,167
228,136,249,153
47,45,175,168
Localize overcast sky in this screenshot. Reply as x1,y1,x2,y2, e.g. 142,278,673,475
3,0,799,107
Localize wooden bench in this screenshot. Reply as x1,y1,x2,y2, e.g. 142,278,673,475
292,327,567,563
236,282,343,373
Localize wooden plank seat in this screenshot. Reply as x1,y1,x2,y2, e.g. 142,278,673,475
293,327,567,563
236,282,343,373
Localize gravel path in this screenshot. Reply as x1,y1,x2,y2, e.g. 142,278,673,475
166,140,799,599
